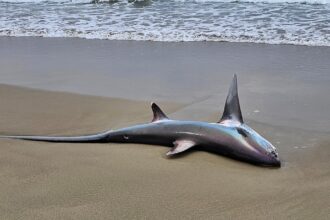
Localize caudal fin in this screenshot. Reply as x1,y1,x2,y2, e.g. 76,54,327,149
0,131,110,143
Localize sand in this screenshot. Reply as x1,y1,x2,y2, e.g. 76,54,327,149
0,37,329,219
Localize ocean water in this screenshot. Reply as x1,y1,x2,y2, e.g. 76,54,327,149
0,0,329,46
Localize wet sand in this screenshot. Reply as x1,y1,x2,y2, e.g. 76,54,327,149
0,37,329,219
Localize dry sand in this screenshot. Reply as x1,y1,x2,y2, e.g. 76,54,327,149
0,85,329,220
0,37,329,219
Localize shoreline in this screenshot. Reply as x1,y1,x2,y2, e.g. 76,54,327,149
2,35,329,48
1,36,329,132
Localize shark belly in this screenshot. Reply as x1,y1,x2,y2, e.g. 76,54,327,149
105,121,218,148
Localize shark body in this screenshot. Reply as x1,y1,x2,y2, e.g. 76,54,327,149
0,75,280,167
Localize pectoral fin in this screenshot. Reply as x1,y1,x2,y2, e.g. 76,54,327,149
166,140,196,157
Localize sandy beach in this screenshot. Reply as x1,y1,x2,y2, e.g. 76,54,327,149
0,37,329,219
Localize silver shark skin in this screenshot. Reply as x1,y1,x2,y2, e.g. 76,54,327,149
0,75,280,167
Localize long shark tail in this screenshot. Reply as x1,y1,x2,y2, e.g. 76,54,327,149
0,131,111,143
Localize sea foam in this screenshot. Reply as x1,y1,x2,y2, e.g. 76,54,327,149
0,0,329,46
0,0,329,4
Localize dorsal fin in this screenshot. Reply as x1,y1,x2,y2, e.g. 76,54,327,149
151,103,169,122
218,74,243,124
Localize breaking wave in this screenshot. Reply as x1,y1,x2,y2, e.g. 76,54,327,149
0,0,329,4
0,0,329,46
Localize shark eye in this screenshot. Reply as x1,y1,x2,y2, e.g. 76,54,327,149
236,128,248,138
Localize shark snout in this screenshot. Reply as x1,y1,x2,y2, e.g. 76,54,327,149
263,150,281,167
273,158,281,167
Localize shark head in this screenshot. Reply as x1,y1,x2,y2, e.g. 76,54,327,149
230,123,281,167
218,75,281,167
